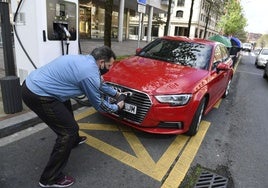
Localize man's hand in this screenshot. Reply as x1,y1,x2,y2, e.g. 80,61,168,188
116,92,132,111
117,100,125,110
115,92,121,99
115,91,132,100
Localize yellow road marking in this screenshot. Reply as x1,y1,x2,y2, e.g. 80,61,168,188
79,129,189,181
75,108,210,187
154,135,189,180
214,99,221,109
75,108,96,121
123,131,156,165
161,121,210,188
79,123,119,131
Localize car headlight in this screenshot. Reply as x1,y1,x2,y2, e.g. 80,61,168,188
155,94,192,106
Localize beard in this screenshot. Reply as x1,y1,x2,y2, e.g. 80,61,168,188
99,67,109,75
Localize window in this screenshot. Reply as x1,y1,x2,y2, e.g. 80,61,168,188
220,45,229,61
177,0,185,6
261,49,268,55
129,26,139,35
138,39,212,69
176,10,183,18
213,45,229,69
213,46,222,69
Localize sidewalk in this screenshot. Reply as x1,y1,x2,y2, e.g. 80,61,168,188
0,39,148,138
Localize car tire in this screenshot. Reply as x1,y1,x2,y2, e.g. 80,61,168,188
186,98,206,136
263,67,268,79
223,79,232,98
263,72,267,79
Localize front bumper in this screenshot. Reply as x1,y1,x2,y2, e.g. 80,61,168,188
103,82,198,134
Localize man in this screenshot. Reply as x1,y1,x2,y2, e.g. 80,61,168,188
229,44,241,67
22,46,125,187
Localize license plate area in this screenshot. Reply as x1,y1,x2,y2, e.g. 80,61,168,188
123,103,137,114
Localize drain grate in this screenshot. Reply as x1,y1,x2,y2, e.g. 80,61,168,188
194,170,228,188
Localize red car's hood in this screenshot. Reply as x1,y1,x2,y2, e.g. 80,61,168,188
103,56,209,94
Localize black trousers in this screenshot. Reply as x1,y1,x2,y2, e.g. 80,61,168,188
21,82,79,184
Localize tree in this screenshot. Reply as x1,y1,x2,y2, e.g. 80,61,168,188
104,0,113,47
217,0,247,38
164,0,172,36
203,0,226,39
187,0,194,37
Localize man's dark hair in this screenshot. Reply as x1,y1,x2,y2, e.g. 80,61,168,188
91,46,116,62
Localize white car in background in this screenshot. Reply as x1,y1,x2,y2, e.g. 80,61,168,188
242,43,253,52
253,48,261,55
255,48,268,68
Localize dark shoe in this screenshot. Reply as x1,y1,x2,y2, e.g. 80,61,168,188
39,175,74,187
73,136,87,148
78,136,87,145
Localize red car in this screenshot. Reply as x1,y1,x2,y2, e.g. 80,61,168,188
103,36,233,135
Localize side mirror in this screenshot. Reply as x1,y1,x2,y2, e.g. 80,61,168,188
136,48,142,55
216,63,230,73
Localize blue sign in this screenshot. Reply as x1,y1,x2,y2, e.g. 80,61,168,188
137,0,146,5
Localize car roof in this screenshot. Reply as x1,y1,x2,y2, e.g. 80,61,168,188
160,36,219,47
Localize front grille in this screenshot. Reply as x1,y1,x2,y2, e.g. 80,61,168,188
105,82,152,124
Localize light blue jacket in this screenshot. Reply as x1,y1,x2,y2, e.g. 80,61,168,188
26,54,118,113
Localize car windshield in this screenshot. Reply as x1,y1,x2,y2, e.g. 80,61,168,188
137,38,212,70
243,43,251,48
261,49,268,55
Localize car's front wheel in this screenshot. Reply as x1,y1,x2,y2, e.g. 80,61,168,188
264,72,267,79
263,65,268,79
186,98,206,136
255,60,258,67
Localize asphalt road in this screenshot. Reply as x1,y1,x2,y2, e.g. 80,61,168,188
0,51,268,188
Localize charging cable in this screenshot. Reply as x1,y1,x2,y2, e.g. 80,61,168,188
13,0,37,69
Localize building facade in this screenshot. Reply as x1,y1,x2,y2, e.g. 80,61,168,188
79,0,168,42
78,0,221,41
2,0,220,44
158,0,220,38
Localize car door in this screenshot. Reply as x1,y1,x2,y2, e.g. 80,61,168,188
219,45,232,92
207,44,231,108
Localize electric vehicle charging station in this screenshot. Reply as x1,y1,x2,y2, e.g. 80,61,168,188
10,0,79,82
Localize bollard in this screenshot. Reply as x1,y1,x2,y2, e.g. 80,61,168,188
0,76,23,114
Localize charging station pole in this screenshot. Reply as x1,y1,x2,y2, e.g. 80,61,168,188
0,2,16,76
0,2,23,114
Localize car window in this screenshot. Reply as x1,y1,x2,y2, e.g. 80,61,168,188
212,46,222,70
213,46,222,60
261,49,268,55
138,38,212,70
243,43,252,48
220,45,229,61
